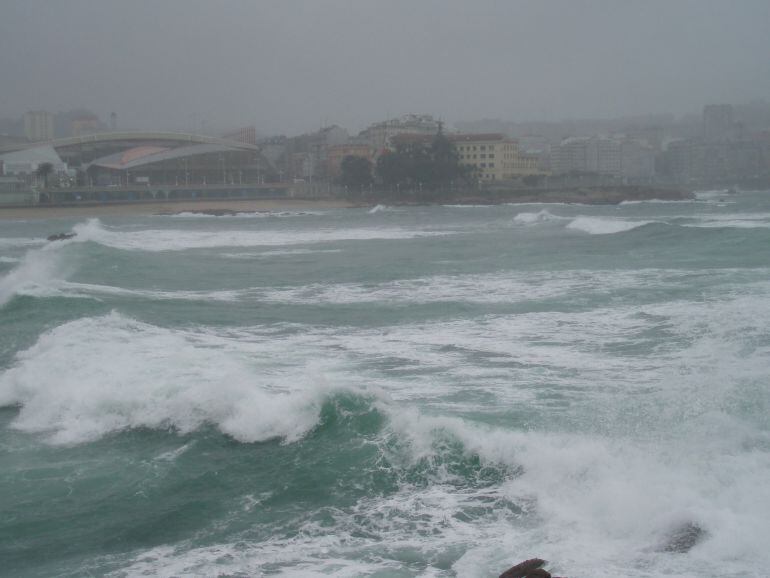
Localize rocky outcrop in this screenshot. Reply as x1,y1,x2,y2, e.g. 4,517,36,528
46,232,76,242
499,558,565,578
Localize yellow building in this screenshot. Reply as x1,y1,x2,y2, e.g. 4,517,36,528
451,133,541,182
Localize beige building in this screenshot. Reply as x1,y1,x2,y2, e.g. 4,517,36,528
24,110,54,142
451,133,540,182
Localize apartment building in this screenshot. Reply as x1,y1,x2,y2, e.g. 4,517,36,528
451,133,540,182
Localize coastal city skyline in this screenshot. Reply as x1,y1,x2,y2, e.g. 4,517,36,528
2,99,770,207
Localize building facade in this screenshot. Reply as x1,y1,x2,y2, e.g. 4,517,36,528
451,133,540,182
24,111,54,142
551,136,622,177
358,114,441,152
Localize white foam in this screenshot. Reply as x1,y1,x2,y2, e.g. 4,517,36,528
222,248,342,259
0,256,20,263
57,281,243,302
0,237,46,249
683,212,770,229
0,312,347,444
567,216,655,234
512,209,565,225
258,268,695,306
21,277,770,577
110,401,770,577
694,189,731,200
71,218,449,252
619,198,694,205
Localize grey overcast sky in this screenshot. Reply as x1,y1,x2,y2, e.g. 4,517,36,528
1,0,769,135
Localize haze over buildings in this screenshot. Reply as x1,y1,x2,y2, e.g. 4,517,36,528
1,0,769,136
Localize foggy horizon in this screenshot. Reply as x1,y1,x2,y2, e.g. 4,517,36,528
2,0,770,136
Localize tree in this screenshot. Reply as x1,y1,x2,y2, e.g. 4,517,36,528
522,174,544,187
339,155,373,189
36,162,54,189
375,131,469,194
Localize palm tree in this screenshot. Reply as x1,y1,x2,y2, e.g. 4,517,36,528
36,162,54,189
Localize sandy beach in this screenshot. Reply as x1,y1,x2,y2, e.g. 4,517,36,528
0,198,358,220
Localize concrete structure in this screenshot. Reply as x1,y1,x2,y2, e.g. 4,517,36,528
452,133,540,182
24,111,54,142
223,126,257,145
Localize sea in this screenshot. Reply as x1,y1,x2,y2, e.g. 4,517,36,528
1,190,769,578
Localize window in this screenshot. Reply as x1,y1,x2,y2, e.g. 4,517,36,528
480,153,486,158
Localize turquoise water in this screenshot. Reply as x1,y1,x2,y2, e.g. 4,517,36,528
1,191,769,577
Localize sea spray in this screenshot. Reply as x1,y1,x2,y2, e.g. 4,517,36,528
0,242,74,307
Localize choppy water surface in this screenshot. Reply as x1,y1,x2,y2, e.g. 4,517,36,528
2,191,769,577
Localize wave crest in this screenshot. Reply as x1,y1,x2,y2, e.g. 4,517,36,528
567,216,655,235
0,313,335,444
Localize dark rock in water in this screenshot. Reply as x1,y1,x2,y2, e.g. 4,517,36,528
499,558,549,578
47,233,76,242
187,209,238,216
661,521,707,553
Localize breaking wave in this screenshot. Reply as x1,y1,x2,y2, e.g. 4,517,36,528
512,210,566,225
0,313,344,444
71,218,449,251
567,216,656,234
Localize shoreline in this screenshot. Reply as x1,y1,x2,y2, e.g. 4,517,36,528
0,198,357,220
0,187,693,219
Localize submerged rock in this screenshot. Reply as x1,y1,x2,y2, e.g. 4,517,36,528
185,209,239,216
660,521,707,553
46,232,76,242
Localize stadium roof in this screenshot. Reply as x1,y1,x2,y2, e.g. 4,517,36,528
88,143,250,170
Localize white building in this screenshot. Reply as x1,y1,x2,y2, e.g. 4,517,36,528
358,114,440,151
620,139,655,181
551,136,621,177
0,146,67,176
